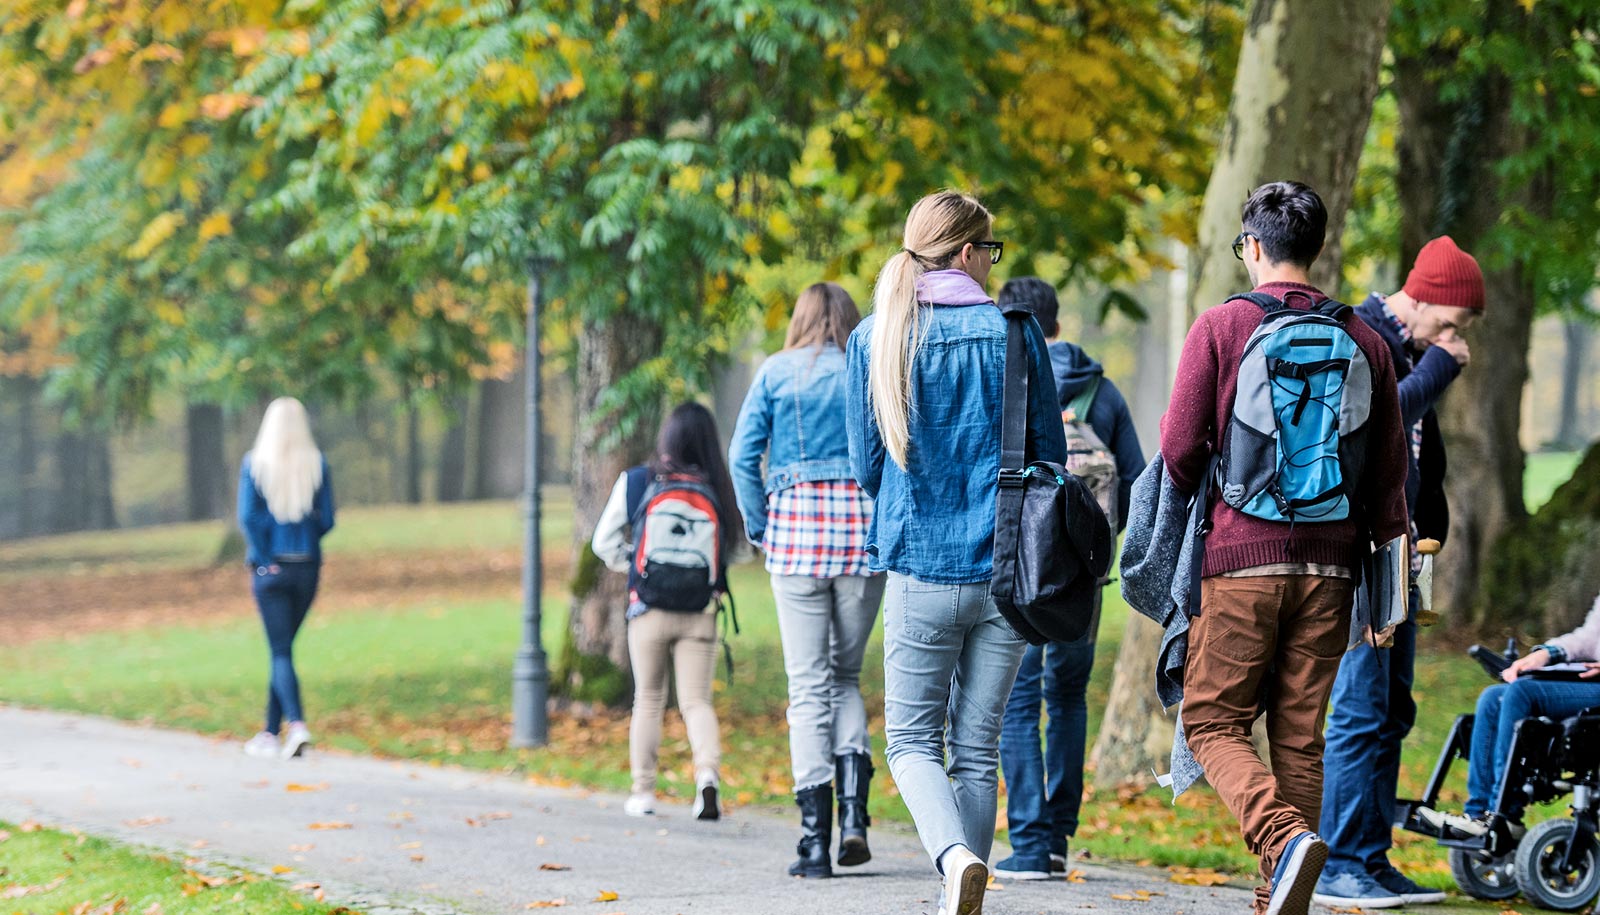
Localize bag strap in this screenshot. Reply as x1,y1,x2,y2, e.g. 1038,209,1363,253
999,306,1031,479
1225,292,1286,313
624,466,651,525
1066,376,1101,422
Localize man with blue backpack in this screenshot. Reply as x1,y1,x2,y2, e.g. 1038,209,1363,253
1161,181,1410,915
1315,237,1484,909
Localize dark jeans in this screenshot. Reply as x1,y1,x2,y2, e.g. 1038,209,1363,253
1466,677,1600,818
998,629,1096,865
252,560,319,734
1320,610,1418,876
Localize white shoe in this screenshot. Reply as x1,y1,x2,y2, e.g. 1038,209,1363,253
940,845,988,915
1417,806,1488,837
692,773,720,821
623,792,656,817
281,722,312,759
243,732,279,758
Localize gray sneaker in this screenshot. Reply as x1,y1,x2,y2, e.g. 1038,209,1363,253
1312,870,1405,909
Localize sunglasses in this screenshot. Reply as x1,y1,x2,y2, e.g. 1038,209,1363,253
972,241,1004,265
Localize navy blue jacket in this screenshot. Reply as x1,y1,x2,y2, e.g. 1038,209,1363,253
1354,293,1460,539
238,454,336,568
1048,341,1145,532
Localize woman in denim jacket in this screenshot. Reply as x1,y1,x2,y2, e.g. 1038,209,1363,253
847,191,1067,915
237,397,335,761
729,282,885,879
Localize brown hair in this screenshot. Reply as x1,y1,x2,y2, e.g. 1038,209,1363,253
783,282,861,352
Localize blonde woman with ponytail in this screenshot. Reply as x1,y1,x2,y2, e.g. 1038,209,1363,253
845,192,1067,915
237,397,335,760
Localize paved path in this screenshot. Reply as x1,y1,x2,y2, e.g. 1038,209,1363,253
0,705,1475,915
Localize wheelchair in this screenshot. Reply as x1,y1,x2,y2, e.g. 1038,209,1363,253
1396,645,1600,911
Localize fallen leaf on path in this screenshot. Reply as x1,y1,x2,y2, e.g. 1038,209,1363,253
123,817,170,828
466,811,513,827
1066,869,1087,883
593,891,619,902
535,835,548,846
307,822,353,831
1168,867,1229,886
288,844,313,852
397,842,422,850
120,758,143,768
984,875,1003,890
314,889,325,902
271,866,293,875
242,780,269,789
290,883,319,891
190,840,208,849
18,820,42,832
409,854,425,863
285,783,328,793
525,901,566,909
538,863,570,872
1,877,66,898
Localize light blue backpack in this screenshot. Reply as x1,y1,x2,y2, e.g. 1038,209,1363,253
1220,292,1373,523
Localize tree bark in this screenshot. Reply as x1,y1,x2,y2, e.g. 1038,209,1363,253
55,426,117,532
561,308,663,702
1090,613,1179,785
436,392,470,502
185,402,229,521
474,371,525,500
1187,0,1393,318
14,376,40,536
1557,319,1589,450
1393,0,1552,626
405,397,423,504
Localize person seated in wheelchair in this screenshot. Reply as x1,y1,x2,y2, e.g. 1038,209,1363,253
1421,593,1600,838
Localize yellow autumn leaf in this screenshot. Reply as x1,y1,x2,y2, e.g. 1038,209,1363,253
198,211,233,242
306,821,353,830
1169,866,1229,886
592,890,619,902
271,865,293,874
283,782,327,793
126,211,184,260
524,901,565,909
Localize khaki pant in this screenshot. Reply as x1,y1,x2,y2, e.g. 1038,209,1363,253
1180,575,1353,913
627,609,721,794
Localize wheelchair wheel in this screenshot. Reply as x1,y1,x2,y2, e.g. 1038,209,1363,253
1514,818,1600,911
1450,846,1519,900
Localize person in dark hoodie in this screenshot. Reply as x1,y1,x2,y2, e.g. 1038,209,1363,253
1314,237,1483,910
993,276,1145,879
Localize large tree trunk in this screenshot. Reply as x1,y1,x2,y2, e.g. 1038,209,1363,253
436,392,471,502
1091,613,1179,785
14,376,41,536
405,397,423,504
1393,0,1552,626
560,308,663,703
1186,0,1393,318
55,427,117,532
185,402,229,521
1556,319,1589,450
474,372,525,500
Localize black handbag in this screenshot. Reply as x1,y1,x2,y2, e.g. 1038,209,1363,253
990,306,1113,645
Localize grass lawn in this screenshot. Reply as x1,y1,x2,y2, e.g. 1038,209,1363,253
0,819,343,915
0,455,1586,904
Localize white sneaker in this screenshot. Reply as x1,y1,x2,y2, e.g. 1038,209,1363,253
623,792,656,817
692,773,720,821
243,732,279,758
940,845,988,915
1417,806,1488,837
281,722,312,759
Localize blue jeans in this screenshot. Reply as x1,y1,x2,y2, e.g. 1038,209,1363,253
1320,613,1417,876
1466,677,1600,818
253,561,319,734
883,573,1028,870
998,629,1096,865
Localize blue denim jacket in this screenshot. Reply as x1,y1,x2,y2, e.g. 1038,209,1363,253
727,343,855,544
238,454,336,568
846,304,1067,584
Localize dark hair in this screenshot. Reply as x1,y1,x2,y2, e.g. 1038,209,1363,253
652,402,743,556
785,282,861,352
996,277,1060,337
1240,181,1327,268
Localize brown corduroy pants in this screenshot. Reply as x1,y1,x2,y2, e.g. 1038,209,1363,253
1180,574,1354,913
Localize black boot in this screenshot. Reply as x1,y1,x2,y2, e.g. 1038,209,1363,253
788,784,833,878
836,752,873,866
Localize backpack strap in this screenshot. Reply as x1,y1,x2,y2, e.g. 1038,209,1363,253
1314,297,1353,320
624,465,652,526
1065,376,1102,422
1225,292,1286,313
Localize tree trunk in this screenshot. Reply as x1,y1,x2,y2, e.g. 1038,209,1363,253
473,371,525,500
405,398,423,504
1186,0,1393,318
436,392,470,502
1090,613,1179,785
560,308,663,703
14,376,40,536
1393,0,1552,626
1556,319,1589,450
56,426,117,532
185,402,229,521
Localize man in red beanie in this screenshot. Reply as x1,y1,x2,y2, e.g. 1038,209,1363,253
1316,235,1485,909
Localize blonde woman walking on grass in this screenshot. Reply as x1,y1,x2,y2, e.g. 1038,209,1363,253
238,397,335,760
845,191,1067,915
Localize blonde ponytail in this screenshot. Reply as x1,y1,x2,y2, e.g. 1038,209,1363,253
866,191,995,469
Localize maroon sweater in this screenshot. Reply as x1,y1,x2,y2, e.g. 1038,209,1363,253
1161,282,1410,576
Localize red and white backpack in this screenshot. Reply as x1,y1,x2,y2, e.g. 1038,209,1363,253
625,468,725,613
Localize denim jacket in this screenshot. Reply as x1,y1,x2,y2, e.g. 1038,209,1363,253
727,343,856,545
845,304,1067,584
238,454,336,568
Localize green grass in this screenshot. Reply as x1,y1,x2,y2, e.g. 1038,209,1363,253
0,820,343,915
1525,450,1583,512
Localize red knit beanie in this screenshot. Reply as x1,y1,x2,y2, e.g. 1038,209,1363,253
1403,236,1485,311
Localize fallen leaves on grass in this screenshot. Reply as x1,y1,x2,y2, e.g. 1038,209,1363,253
2,877,66,898
144,903,163,915
66,894,128,914
538,863,570,872
122,817,170,828
1168,867,1229,886
285,783,328,793
525,900,566,909
19,820,44,832
0,830,9,843
593,891,619,902
307,822,353,831
271,866,293,875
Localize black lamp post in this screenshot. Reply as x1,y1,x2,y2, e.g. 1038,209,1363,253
511,262,549,748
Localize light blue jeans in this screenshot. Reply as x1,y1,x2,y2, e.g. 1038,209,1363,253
883,572,1028,870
